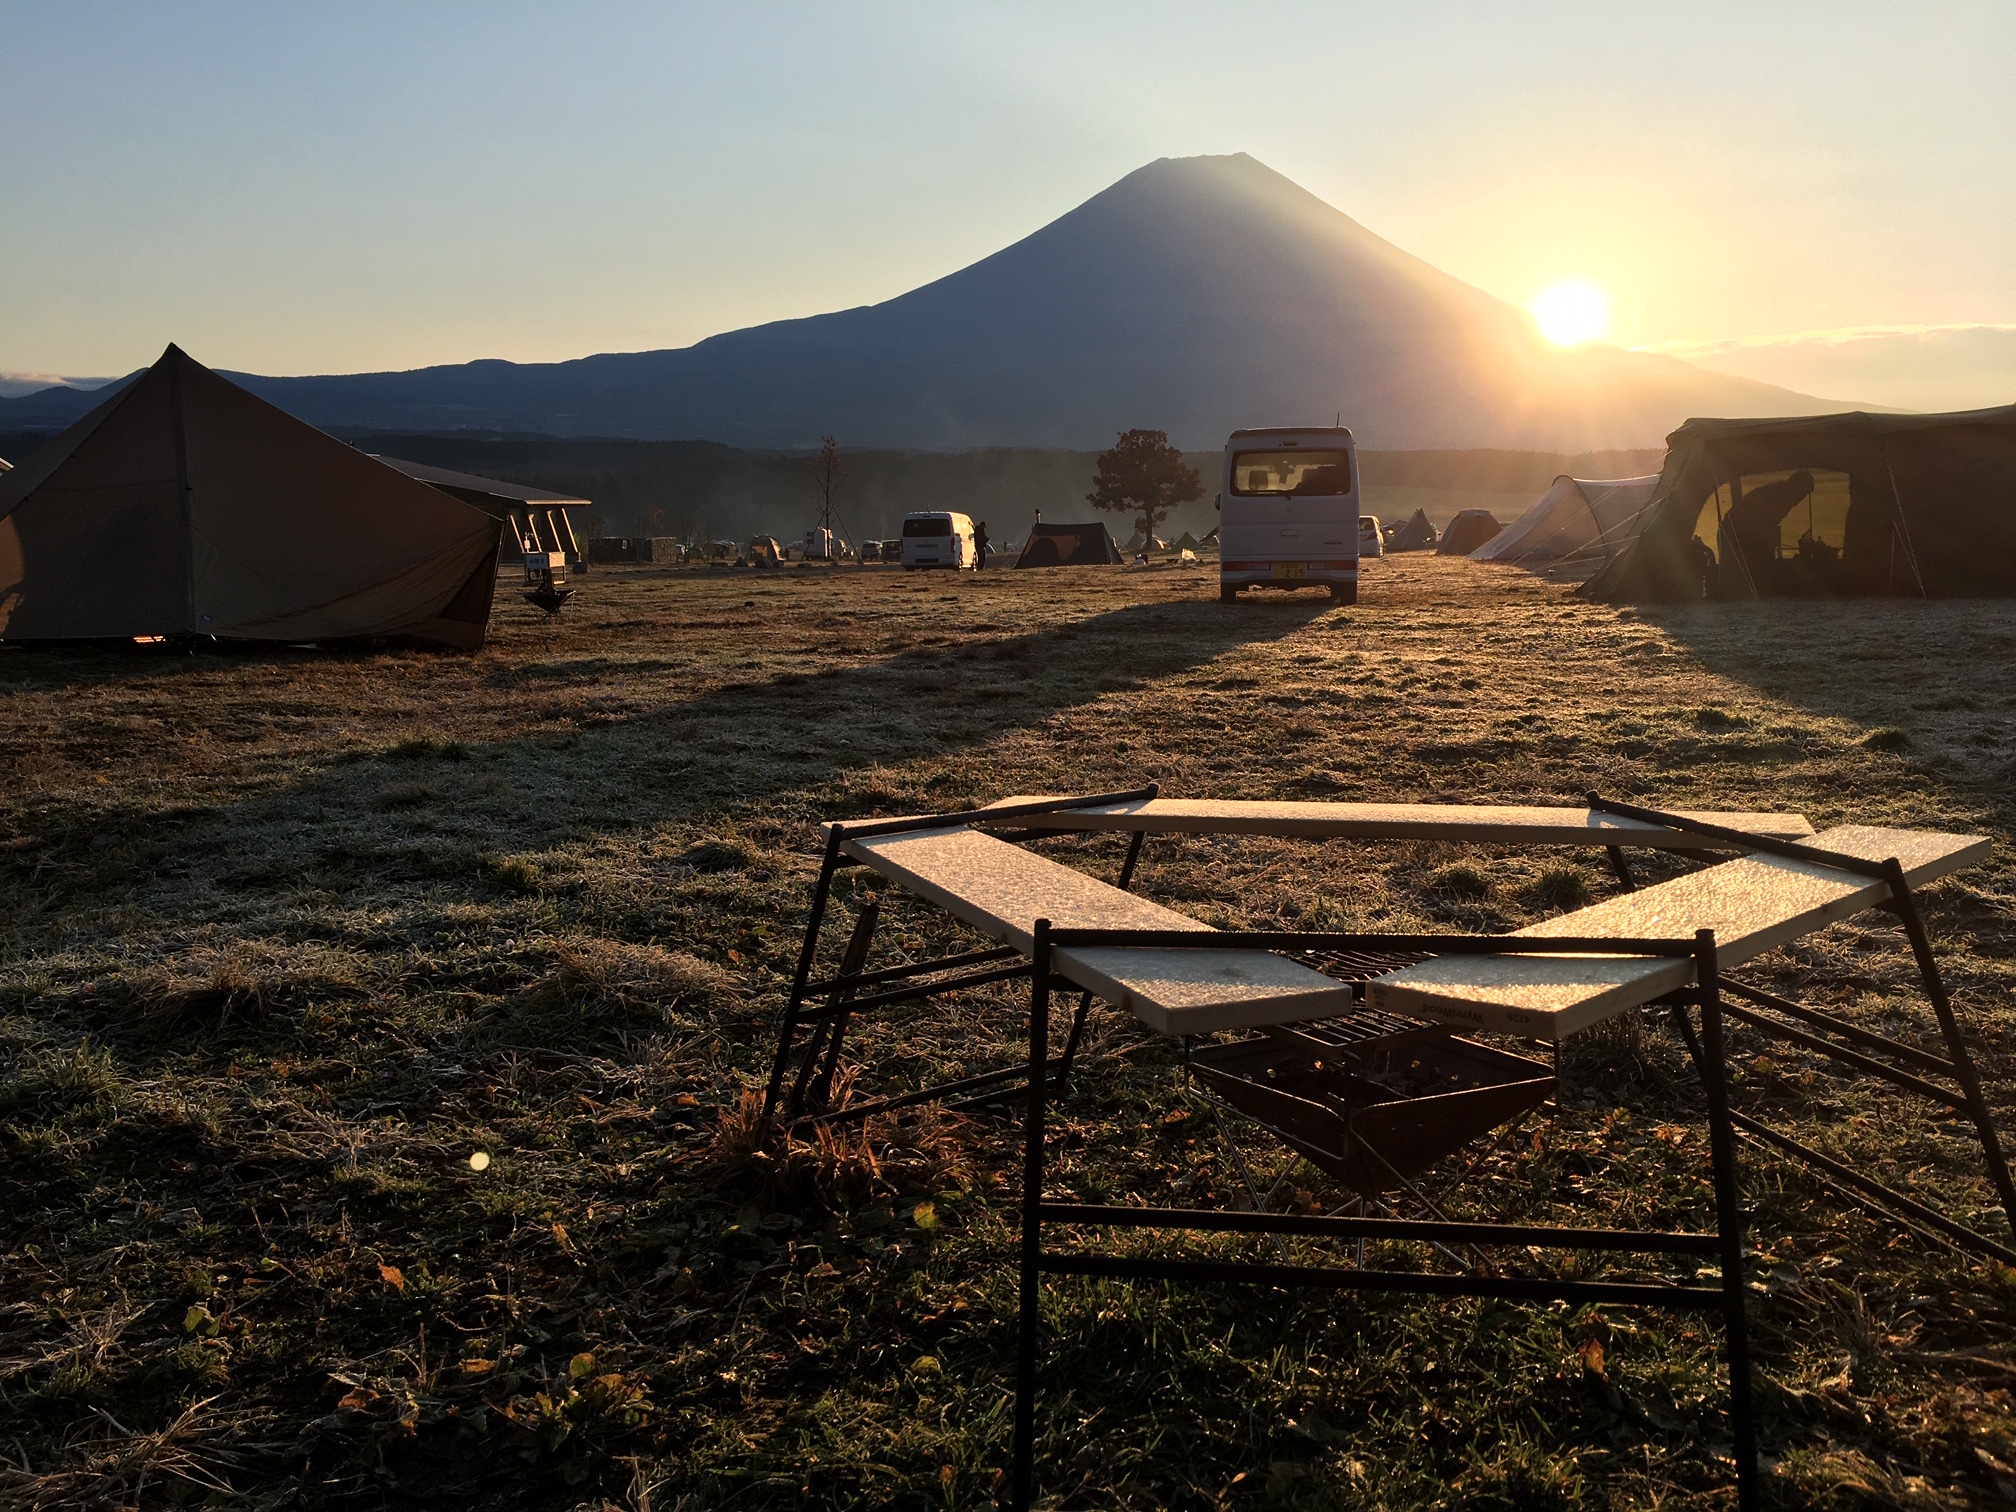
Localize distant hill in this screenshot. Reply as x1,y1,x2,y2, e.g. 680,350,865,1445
0,154,1853,450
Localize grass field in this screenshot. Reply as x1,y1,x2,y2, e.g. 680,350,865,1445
3,555,2014,1510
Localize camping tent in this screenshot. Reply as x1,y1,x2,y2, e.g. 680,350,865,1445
1172,531,1204,553
1386,509,1437,552
1436,510,1504,556
1471,475,1660,563
1582,405,2016,601
0,345,502,648
375,456,588,567
1014,522,1123,567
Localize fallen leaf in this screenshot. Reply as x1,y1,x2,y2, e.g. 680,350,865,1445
378,1263,407,1293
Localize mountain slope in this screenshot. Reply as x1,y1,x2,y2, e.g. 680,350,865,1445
1,154,1851,449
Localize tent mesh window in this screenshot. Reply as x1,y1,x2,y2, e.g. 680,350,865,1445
1694,469,1853,565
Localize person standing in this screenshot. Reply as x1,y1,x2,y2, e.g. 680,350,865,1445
974,519,991,569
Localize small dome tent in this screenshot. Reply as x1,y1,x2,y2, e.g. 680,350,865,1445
0,346,502,648
1472,475,1659,563
1435,509,1503,556
1014,522,1123,567
1582,405,2016,601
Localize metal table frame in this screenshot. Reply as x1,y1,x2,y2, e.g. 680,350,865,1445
759,785,1160,1130
1012,924,1756,1510
756,789,2011,1504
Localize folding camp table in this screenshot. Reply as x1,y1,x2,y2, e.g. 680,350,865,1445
761,789,2008,1511
760,789,1819,1125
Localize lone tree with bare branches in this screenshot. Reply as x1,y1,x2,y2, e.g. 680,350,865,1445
1087,428,1203,551
811,436,845,536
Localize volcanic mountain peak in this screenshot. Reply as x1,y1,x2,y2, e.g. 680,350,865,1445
0,153,1848,449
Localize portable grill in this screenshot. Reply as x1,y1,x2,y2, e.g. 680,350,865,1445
1189,1012,1555,1197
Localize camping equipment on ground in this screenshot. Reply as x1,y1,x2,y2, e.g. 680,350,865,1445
522,550,572,614
1472,475,1659,563
765,788,2008,1511
0,345,500,649
1012,522,1123,567
1384,508,1437,551
375,456,588,570
1435,509,1504,555
1582,404,2016,600
1187,1017,1554,1196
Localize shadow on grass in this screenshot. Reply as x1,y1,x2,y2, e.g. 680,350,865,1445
14,597,1330,905
1633,598,2016,801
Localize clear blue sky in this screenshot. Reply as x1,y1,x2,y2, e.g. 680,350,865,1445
3,0,2011,402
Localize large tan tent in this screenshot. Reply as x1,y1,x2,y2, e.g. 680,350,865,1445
1582,405,2016,601
0,346,501,648
1471,475,1660,563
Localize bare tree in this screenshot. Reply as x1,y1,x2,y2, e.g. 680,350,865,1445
811,436,844,534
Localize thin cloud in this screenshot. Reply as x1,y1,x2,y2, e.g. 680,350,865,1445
1639,323,2016,357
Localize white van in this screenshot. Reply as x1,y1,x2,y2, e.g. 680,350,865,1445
1358,515,1384,558
901,511,977,570
1217,427,1359,603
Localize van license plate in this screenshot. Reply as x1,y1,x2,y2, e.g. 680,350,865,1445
1271,562,1305,580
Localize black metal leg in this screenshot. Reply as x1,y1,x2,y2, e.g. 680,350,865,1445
1117,828,1148,890
1055,830,1143,1095
1695,930,1759,1512
1605,845,1638,891
761,830,843,1127
1883,861,2016,1225
791,899,881,1116
1053,992,1095,1091
1011,921,1052,1510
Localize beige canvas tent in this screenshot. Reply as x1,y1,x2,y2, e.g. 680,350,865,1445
0,346,501,649
1584,405,2016,601
1386,509,1436,552
1471,475,1660,563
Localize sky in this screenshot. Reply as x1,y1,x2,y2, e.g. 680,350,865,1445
2,1,2012,408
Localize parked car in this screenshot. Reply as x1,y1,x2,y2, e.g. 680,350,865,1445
1358,515,1384,558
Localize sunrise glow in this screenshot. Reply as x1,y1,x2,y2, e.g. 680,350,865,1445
1532,282,1608,346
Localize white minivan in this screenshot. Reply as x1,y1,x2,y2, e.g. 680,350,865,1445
1217,427,1359,603
901,511,978,570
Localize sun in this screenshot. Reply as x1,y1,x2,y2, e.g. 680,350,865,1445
1532,281,1609,346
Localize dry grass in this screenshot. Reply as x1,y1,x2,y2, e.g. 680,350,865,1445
2,555,2014,1508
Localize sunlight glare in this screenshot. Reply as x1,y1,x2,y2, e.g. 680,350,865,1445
1532,282,1608,346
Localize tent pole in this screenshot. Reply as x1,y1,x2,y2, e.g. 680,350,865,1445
1884,453,1928,598
167,351,197,634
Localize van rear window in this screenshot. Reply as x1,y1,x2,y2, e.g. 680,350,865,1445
903,518,953,537
1231,450,1352,497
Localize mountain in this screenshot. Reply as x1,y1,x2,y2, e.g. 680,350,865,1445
0,154,1853,450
